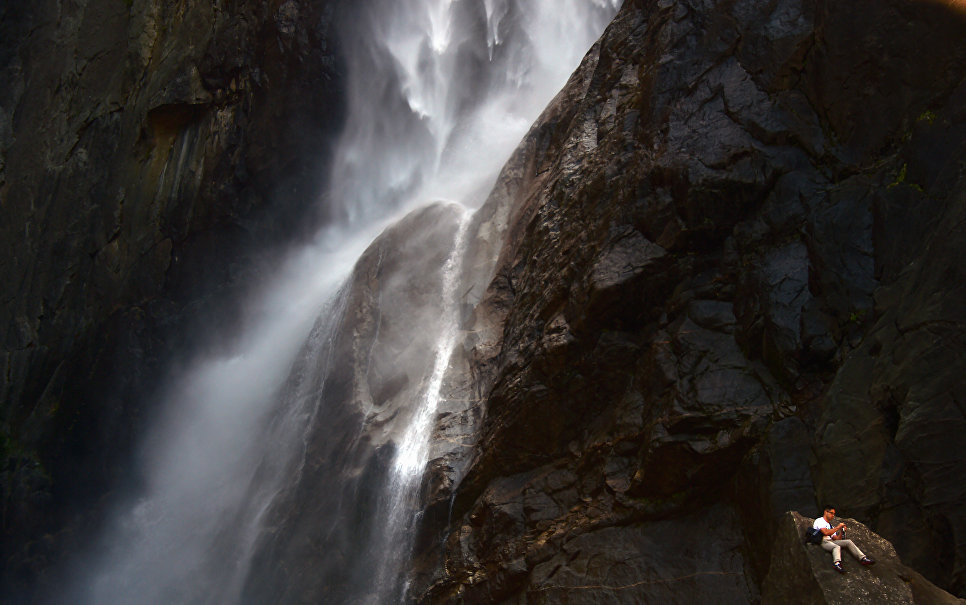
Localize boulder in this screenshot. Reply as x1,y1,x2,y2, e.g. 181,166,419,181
762,511,964,604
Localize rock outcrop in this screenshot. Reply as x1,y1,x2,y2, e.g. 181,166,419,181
763,511,964,605
0,0,346,600
409,0,966,601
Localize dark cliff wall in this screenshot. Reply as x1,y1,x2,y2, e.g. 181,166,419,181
415,0,966,602
0,0,345,599
5,0,966,602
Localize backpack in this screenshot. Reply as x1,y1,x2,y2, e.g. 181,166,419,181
804,527,824,545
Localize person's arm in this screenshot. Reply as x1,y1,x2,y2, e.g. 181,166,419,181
822,522,846,537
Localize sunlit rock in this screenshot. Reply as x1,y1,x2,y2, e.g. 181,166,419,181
763,511,963,604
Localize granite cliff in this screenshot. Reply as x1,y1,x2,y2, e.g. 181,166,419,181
406,0,966,601
4,0,966,603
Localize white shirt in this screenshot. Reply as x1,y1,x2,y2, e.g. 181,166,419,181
813,517,834,541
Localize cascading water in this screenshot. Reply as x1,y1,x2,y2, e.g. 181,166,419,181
64,1,620,603
362,211,472,603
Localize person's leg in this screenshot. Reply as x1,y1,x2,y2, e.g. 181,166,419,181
835,540,867,560
821,540,842,563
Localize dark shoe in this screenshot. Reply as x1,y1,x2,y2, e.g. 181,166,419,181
860,556,875,566
833,561,846,574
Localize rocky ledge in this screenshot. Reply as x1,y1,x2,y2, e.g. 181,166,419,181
763,511,965,605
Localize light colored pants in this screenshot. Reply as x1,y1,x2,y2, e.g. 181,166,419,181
821,539,866,563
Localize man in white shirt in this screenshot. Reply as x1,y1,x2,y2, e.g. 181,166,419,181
814,505,876,573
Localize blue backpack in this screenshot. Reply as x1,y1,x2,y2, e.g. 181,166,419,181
804,527,824,544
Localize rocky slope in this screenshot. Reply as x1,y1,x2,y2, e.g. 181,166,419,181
408,0,966,601
763,512,964,604
0,0,345,600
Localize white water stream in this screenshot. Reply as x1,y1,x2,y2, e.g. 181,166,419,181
362,210,473,603
67,1,620,603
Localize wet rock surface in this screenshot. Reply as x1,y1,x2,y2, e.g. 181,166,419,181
240,203,466,604
410,0,966,602
0,0,346,600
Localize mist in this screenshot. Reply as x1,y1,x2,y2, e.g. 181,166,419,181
57,1,622,603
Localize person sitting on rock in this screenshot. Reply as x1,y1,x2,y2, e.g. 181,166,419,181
814,505,876,573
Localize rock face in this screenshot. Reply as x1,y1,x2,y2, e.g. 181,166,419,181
408,0,966,601
6,0,966,603
238,202,467,605
0,0,345,600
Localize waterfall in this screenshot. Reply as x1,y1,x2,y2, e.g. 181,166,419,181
365,211,471,603
64,1,620,603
